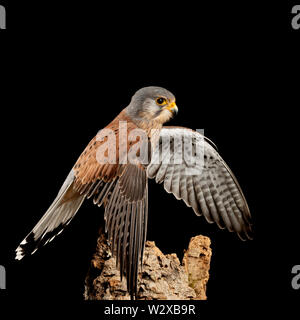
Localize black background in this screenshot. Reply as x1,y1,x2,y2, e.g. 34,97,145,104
0,0,299,317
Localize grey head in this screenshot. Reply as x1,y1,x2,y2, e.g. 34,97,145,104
125,86,178,124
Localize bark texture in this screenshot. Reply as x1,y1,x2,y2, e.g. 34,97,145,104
84,230,211,300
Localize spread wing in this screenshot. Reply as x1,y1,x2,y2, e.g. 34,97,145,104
147,127,253,240
73,113,148,298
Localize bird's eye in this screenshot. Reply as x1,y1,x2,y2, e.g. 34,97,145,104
156,97,166,106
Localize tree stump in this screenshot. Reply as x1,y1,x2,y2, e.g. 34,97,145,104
84,229,212,300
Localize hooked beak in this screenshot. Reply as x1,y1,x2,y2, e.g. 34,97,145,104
165,102,178,116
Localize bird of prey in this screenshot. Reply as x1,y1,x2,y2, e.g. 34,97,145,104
15,86,252,298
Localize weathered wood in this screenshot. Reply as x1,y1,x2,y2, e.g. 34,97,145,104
84,229,211,300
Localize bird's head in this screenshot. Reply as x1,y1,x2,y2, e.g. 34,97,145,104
126,86,178,124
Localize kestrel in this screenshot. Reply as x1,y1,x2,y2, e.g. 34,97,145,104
16,86,252,298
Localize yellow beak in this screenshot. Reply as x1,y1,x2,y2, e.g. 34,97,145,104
165,102,178,115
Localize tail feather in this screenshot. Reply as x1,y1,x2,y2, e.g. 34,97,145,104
15,170,85,260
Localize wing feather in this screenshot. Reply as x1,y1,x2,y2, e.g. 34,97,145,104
164,162,175,193
187,175,200,214
170,164,181,199
193,176,214,222
147,127,253,240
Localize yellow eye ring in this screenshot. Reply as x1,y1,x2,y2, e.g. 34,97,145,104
156,97,167,106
